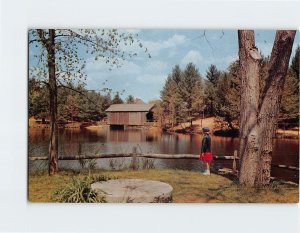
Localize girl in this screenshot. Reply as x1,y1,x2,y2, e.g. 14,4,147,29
199,127,213,175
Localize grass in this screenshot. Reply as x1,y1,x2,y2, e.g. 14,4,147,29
28,169,299,203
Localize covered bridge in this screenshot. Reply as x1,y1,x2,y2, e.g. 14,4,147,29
106,104,155,126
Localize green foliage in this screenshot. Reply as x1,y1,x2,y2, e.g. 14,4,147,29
204,64,221,116
149,99,164,125
161,63,204,127
28,78,49,118
78,158,97,170
90,174,118,182
290,46,299,79
112,92,124,104
52,176,105,203
208,61,240,129
206,64,221,85
141,158,155,169
280,72,299,121
126,95,135,104
52,174,117,203
30,81,113,122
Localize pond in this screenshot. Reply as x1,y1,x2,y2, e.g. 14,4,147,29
28,126,299,182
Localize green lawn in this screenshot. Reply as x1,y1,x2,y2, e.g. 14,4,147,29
28,169,299,203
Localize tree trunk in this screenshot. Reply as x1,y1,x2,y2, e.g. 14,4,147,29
254,30,296,186
47,29,58,175
238,30,296,187
238,30,261,186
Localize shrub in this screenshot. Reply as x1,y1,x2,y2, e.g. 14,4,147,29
52,176,106,203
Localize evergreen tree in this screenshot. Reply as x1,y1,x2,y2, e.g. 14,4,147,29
126,95,135,104
161,75,179,127
206,64,221,85
112,92,124,104
214,61,240,130
280,73,299,121
204,64,221,116
291,46,299,79
180,63,204,126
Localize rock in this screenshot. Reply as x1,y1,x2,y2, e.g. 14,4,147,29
91,179,173,203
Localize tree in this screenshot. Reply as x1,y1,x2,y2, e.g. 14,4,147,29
29,29,145,175
238,30,296,187
112,92,124,104
279,47,300,122
204,64,221,116
206,64,221,85
180,63,204,127
126,95,135,104
161,65,185,127
214,72,239,130
290,46,299,79
28,78,49,119
149,99,164,125
161,75,179,127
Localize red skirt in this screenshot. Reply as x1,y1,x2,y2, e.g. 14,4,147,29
199,152,213,162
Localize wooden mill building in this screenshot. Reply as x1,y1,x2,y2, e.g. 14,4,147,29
105,104,155,126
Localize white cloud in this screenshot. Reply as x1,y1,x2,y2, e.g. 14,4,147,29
143,34,187,55
181,50,203,65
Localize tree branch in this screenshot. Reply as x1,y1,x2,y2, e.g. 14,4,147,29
57,81,97,106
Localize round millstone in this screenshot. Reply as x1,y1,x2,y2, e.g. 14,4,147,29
91,179,173,203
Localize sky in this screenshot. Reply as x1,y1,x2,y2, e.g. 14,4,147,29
29,29,299,103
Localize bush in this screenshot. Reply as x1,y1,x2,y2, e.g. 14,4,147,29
52,176,109,203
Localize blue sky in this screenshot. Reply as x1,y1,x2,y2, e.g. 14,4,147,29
29,29,299,102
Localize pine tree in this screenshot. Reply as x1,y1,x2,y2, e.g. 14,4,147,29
112,92,124,104
204,64,221,116
126,95,135,104
180,63,204,126
291,46,299,79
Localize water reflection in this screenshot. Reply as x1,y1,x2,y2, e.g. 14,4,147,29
28,126,299,182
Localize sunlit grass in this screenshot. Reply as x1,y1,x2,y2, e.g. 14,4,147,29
28,169,299,203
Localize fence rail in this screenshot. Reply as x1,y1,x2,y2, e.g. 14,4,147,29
28,153,235,161
28,152,299,171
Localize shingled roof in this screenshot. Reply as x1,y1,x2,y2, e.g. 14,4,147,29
106,104,155,112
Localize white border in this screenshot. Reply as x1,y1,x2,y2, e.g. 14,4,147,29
1,0,299,232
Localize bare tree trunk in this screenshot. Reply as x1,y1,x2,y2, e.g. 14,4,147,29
255,30,296,186
37,29,59,175
238,30,261,186
47,29,58,175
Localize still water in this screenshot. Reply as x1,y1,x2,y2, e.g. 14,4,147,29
28,126,299,182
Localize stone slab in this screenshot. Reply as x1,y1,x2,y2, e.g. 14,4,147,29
91,179,173,203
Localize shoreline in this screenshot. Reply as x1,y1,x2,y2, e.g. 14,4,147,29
28,117,299,139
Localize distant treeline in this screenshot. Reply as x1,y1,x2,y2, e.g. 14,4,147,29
156,46,299,129
28,80,138,122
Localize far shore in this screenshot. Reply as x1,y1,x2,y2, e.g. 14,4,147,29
28,117,299,139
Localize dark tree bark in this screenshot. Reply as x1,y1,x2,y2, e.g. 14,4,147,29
37,29,58,175
47,29,58,175
255,30,296,186
238,30,296,187
238,30,261,186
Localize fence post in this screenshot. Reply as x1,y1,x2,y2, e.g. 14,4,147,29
232,150,238,173
131,146,138,170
